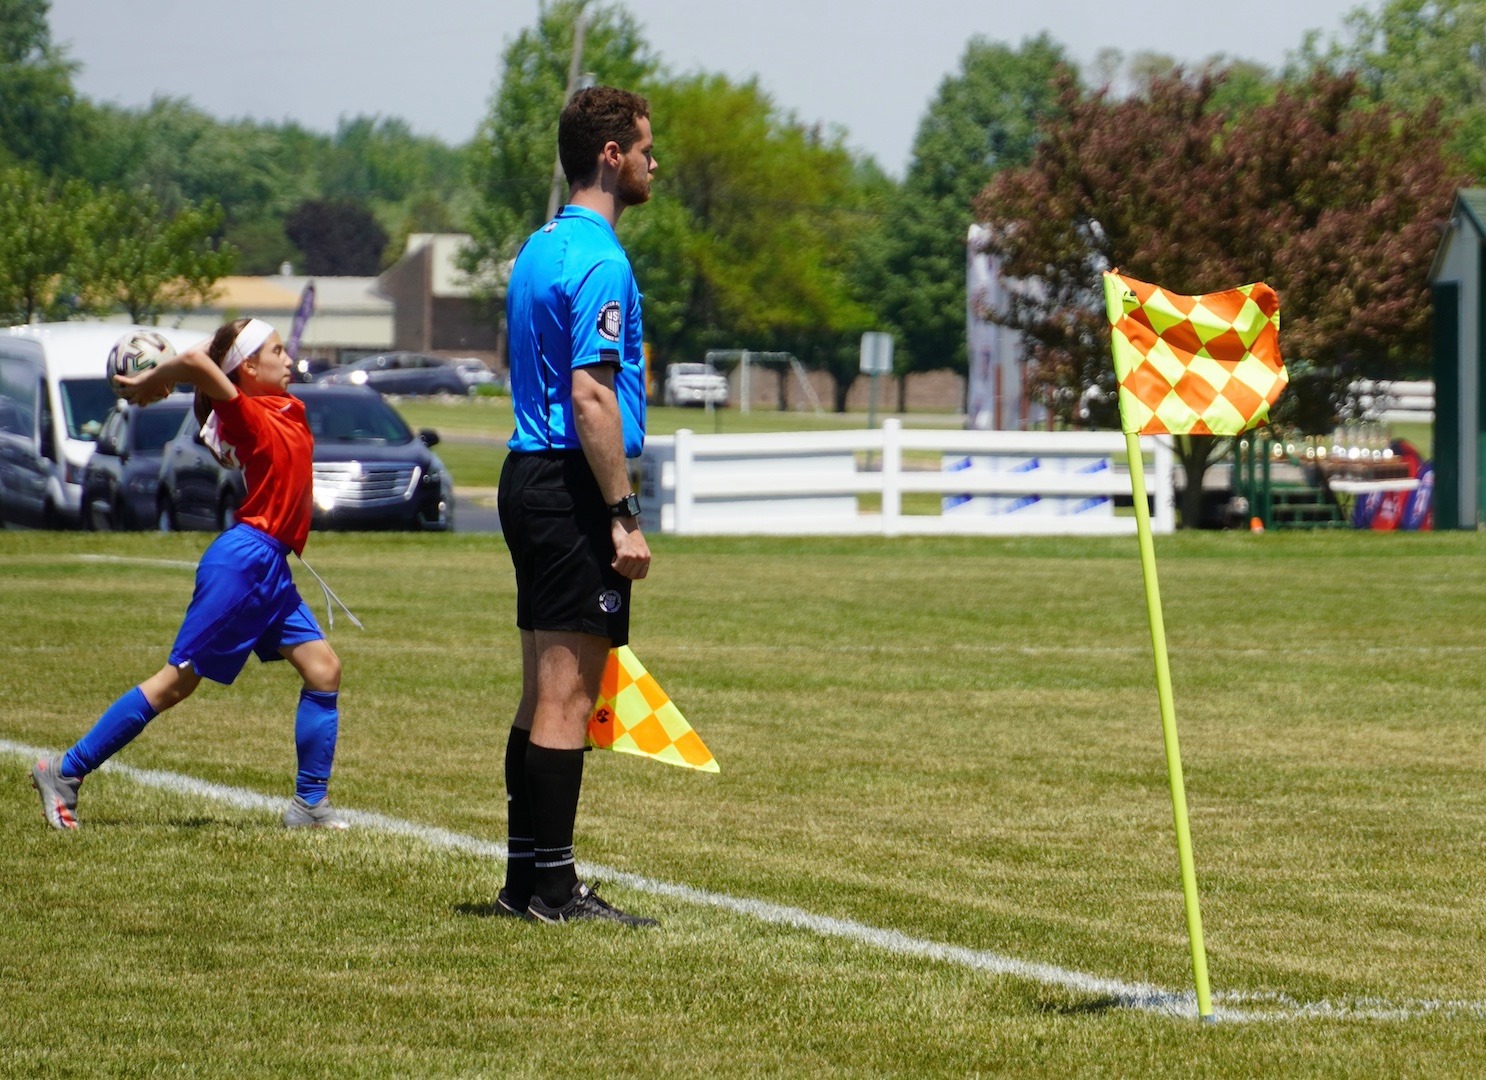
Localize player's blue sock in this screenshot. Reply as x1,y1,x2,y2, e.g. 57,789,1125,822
294,689,338,805
62,686,158,777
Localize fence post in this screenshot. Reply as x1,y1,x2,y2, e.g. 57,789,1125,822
881,418,902,536
1150,436,1176,535
674,428,695,535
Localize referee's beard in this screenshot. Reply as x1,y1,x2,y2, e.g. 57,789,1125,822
617,156,651,206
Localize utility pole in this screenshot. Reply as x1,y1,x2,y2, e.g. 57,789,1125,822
545,3,592,221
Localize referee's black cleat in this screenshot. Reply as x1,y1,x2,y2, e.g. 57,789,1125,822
494,889,536,921
527,882,659,928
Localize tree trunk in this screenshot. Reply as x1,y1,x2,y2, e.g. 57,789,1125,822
1175,435,1221,529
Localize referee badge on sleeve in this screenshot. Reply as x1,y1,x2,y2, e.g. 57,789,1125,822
597,301,622,342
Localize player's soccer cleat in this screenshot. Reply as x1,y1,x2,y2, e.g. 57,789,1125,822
494,889,535,921
527,882,658,928
31,755,82,831
282,794,349,830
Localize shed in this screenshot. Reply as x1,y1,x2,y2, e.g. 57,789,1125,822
1429,188,1486,529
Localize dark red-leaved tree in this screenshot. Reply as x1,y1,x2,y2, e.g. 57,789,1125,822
974,68,1465,526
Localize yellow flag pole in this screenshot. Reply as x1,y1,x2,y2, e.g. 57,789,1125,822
1125,432,1214,1021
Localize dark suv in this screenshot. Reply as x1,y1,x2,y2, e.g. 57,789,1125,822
156,384,454,532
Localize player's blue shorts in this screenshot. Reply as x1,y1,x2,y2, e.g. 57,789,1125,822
168,523,324,685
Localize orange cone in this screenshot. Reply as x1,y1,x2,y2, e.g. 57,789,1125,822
1250,516,1265,534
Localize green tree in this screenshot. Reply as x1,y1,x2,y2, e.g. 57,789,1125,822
82,189,236,323
0,0,81,173
1295,0,1486,176
854,35,1068,409
284,197,389,276
0,164,90,321
72,98,312,273
630,73,874,409
466,0,657,261
975,68,1463,526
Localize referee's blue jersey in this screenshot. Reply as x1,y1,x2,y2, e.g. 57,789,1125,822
506,205,647,457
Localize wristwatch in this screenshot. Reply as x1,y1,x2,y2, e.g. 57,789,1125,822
607,492,642,520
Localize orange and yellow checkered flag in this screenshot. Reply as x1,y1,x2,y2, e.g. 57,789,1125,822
1102,271,1286,436
586,646,718,772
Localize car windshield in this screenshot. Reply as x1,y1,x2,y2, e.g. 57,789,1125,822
134,406,190,453
60,378,116,441
303,395,413,444
672,365,708,376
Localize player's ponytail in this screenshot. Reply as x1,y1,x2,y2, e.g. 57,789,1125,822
194,318,251,465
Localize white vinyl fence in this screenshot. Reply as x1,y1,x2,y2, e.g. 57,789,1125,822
1352,379,1434,424
640,419,1174,537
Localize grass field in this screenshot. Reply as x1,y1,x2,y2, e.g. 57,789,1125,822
3,528,1485,1077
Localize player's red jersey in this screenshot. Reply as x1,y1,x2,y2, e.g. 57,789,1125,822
212,391,313,554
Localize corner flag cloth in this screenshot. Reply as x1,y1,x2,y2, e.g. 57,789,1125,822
1102,271,1285,436
586,646,718,772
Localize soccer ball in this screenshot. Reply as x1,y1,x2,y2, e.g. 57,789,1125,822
107,330,176,393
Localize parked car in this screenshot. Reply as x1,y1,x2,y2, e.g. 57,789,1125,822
313,352,468,396
663,362,729,407
293,356,334,383
0,321,202,528
451,357,502,391
156,384,454,532
81,395,194,531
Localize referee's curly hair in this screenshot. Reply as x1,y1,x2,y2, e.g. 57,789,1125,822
558,86,650,187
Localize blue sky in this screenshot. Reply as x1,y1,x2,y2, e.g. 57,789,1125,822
50,0,1368,176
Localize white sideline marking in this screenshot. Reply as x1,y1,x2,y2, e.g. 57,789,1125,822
6,738,1483,1024
74,555,199,571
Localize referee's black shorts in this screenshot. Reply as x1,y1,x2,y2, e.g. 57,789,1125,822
497,450,631,646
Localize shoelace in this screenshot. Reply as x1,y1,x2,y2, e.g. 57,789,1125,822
295,554,364,630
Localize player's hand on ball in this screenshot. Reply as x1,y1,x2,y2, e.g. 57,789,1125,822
113,370,167,406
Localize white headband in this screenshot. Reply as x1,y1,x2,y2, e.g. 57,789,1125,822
223,319,275,375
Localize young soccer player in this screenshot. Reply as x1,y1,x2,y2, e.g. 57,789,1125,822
31,317,347,831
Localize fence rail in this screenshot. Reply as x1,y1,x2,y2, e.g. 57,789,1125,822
640,419,1174,537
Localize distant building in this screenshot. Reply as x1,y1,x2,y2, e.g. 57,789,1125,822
377,234,504,364
1429,188,1486,528
169,274,393,363
965,224,1045,431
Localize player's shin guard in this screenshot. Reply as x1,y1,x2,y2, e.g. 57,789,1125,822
63,686,159,777
294,689,338,805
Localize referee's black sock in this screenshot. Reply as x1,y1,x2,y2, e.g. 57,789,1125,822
526,742,586,908
502,726,536,904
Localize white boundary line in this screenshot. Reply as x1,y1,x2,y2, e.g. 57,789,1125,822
73,554,201,571
6,738,1483,1024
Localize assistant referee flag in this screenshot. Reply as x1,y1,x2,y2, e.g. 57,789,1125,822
1102,271,1286,436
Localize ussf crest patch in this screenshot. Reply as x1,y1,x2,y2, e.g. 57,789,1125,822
597,301,622,342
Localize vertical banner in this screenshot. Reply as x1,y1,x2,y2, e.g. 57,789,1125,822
287,280,316,360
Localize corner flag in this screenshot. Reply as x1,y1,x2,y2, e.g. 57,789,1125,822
1103,270,1286,1021
1103,271,1285,436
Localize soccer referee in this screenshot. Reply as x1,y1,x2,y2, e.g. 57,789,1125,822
494,86,657,926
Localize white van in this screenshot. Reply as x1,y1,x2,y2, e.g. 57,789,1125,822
0,322,204,528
